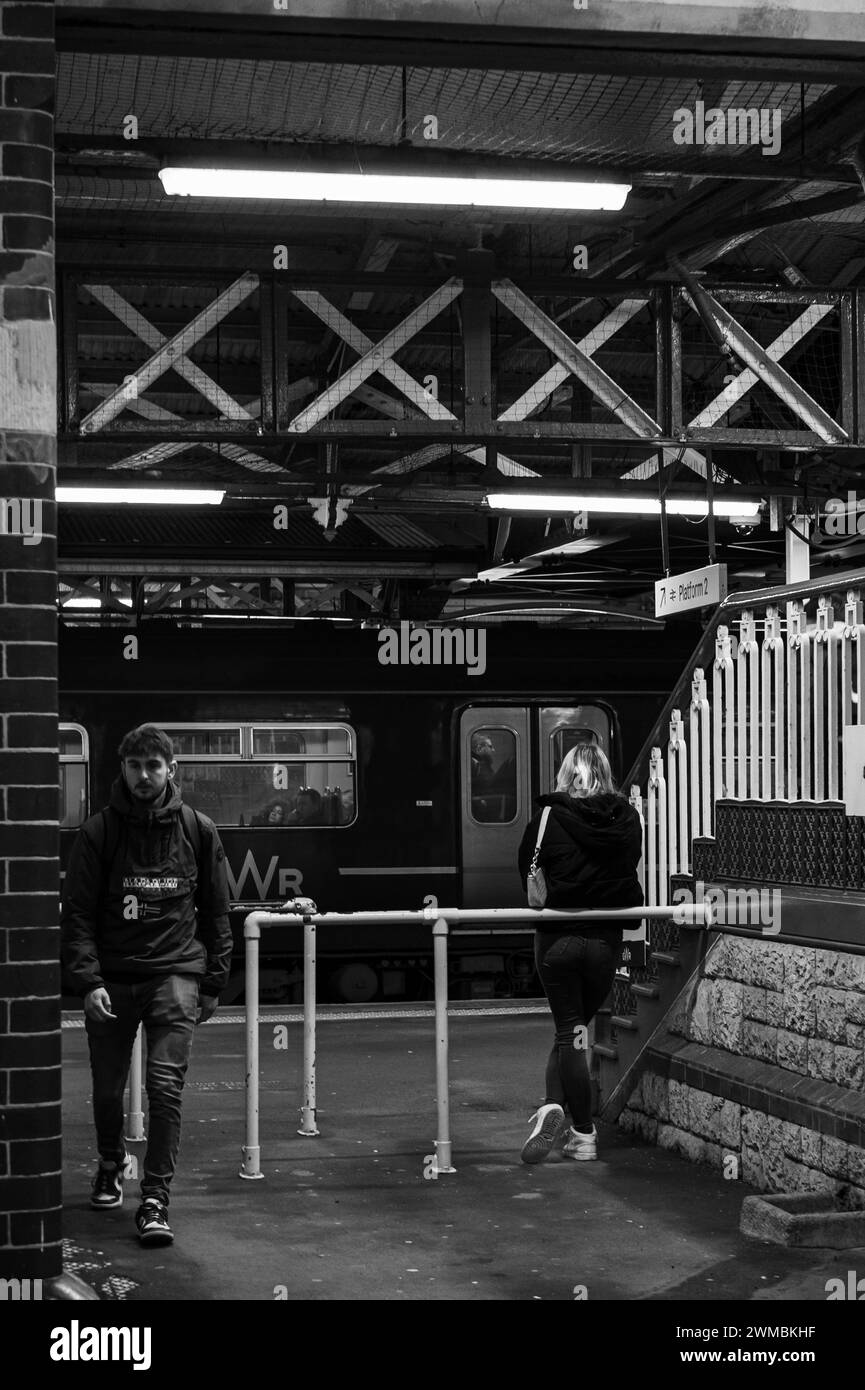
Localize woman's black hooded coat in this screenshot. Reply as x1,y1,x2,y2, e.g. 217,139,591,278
518,791,644,924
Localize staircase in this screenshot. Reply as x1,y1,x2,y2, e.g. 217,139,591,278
591,567,865,1125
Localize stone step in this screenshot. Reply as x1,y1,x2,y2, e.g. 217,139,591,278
631,982,660,1000
651,951,680,967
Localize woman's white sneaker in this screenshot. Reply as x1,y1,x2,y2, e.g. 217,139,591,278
521,1103,565,1164
562,1125,597,1160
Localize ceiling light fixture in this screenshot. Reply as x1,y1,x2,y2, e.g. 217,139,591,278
158,168,631,212
56,487,225,506
485,493,761,518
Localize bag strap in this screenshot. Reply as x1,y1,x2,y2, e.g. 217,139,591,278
179,802,206,909
95,806,124,873
529,806,551,873
180,801,203,862
95,802,204,891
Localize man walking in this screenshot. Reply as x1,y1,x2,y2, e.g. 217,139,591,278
61,724,232,1246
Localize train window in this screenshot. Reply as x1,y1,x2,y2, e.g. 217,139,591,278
469,728,518,824
551,726,600,770
542,706,612,790
253,727,353,758
166,722,357,828
59,723,89,828
163,727,241,758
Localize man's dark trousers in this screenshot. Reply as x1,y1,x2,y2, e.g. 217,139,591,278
85,974,199,1206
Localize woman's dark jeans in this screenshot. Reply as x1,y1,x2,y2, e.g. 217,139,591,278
534,930,620,1129
85,974,199,1207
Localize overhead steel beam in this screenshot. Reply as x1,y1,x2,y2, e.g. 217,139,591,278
54,138,864,189
623,299,839,481
493,280,663,440
680,274,848,445
56,558,472,578
61,421,837,446
81,385,290,474
497,296,650,424
292,288,458,424
288,280,462,431
84,283,254,423
291,282,539,487
80,272,260,433
55,5,865,82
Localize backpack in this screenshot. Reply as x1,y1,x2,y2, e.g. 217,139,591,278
92,801,205,908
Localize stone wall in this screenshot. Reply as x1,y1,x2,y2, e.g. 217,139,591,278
620,936,865,1204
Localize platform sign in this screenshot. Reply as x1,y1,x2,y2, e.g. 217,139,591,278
655,562,727,617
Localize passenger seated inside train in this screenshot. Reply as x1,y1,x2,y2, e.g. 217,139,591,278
470,733,517,822
287,787,324,825
250,799,292,827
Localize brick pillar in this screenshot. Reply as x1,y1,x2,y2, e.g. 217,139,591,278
0,0,61,1283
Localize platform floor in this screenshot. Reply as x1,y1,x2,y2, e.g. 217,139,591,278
60,1007,862,1301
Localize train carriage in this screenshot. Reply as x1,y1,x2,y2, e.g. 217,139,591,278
59,621,694,1002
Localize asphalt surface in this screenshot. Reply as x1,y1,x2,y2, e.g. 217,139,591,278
60,1009,864,1301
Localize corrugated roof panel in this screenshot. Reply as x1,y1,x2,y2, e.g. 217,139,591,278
356,514,440,548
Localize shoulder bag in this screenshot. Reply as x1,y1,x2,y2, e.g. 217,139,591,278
527,806,552,908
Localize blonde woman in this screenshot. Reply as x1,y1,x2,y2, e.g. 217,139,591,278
517,743,643,1163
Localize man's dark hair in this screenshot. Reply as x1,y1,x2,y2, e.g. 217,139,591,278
299,787,322,808
118,724,175,762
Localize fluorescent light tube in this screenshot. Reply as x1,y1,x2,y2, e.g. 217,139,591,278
158,168,630,212
57,488,225,505
61,596,134,608
485,493,760,517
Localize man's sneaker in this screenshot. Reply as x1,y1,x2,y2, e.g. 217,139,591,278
562,1125,598,1161
521,1103,565,1164
135,1199,174,1247
90,1159,125,1209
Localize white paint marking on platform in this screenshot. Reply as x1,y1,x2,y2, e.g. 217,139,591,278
63,1004,548,1028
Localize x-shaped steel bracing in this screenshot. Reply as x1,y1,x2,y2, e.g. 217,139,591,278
369,287,674,497
287,282,541,496
79,274,261,436
624,292,846,481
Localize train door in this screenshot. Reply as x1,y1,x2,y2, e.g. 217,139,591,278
537,706,612,793
459,707,530,907
459,703,614,909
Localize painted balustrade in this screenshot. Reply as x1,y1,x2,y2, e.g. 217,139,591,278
633,585,865,940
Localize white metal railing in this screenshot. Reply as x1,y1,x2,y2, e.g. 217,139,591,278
239,903,712,1180
632,584,865,918
126,1026,145,1142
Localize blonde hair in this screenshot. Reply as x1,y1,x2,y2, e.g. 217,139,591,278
555,743,616,797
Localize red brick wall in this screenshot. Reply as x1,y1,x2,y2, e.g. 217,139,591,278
0,0,60,1280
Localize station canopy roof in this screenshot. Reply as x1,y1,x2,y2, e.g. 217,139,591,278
54,6,865,626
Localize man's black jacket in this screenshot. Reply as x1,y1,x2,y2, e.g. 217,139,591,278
518,791,644,918
61,777,233,998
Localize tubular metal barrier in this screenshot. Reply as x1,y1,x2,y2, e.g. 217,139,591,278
127,1024,145,1142
240,902,713,1180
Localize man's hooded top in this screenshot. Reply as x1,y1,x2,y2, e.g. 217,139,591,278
518,790,644,920
61,776,232,997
